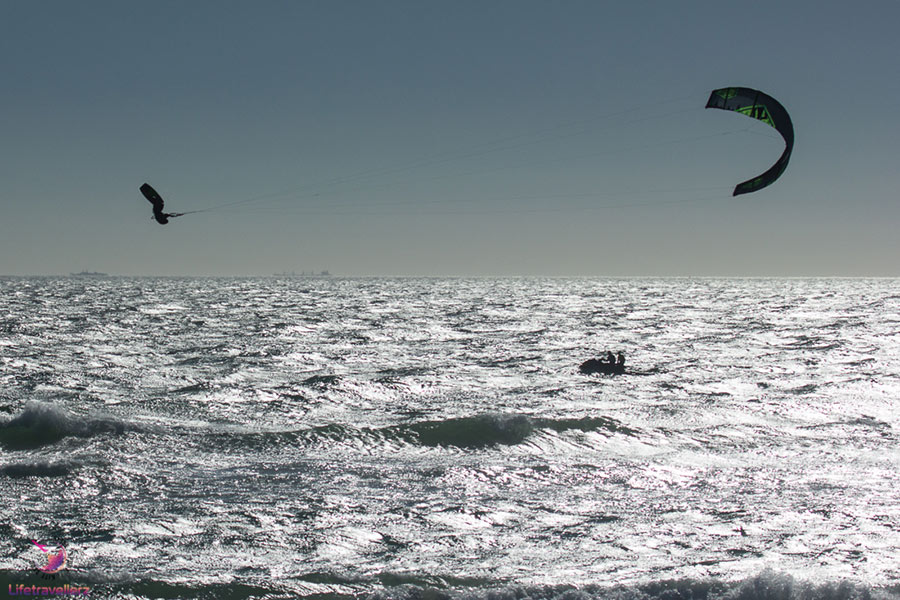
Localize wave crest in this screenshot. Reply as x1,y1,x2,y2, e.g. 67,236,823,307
0,402,128,450
407,414,534,448
213,413,638,452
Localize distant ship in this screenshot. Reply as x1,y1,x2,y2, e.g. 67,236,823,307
273,270,332,278
69,270,109,277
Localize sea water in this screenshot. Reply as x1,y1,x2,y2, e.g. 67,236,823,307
1,277,898,599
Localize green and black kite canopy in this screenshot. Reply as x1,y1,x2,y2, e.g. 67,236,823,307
706,87,794,196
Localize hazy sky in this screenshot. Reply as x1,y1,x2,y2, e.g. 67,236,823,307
2,1,898,276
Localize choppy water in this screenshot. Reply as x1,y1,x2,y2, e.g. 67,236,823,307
1,277,898,600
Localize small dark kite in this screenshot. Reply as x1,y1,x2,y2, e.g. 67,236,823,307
140,183,185,224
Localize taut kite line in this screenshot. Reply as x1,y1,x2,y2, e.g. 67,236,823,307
705,87,794,196
139,89,793,220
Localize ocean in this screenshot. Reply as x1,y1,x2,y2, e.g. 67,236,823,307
1,276,898,600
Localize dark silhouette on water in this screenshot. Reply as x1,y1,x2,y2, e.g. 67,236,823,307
580,350,626,375
140,183,187,224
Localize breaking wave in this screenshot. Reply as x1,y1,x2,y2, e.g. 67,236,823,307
0,402,129,450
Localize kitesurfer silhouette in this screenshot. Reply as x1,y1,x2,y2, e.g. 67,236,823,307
578,350,626,375
140,183,185,224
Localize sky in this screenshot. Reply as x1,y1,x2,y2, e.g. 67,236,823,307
1,0,898,277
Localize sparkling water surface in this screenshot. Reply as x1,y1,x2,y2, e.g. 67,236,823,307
1,277,898,599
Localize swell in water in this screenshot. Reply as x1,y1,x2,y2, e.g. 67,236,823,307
1,277,899,599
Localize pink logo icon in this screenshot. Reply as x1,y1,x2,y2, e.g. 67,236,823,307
32,540,67,573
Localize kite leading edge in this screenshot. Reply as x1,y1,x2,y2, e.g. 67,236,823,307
705,87,794,196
